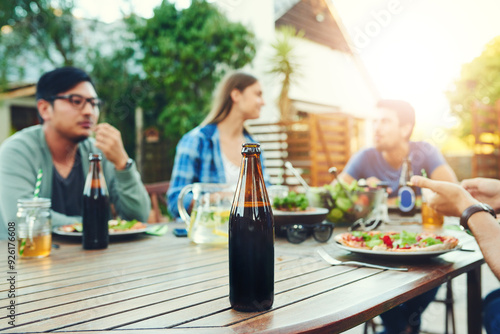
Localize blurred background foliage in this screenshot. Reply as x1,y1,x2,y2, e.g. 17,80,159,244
128,0,256,169
0,0,79,84
0,0,256,176
446,35,500,137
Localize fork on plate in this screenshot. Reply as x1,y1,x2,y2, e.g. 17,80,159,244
317,248,408,271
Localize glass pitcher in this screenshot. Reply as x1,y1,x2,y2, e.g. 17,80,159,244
178,183,235,245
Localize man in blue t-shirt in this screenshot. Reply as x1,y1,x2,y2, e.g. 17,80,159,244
339,99,458,334
340,99,457,195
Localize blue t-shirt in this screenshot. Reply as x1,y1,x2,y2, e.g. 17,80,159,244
343,141,446,197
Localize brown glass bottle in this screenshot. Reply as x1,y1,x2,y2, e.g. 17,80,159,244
229,143,274,312
82,153,110,249
397,157,416,216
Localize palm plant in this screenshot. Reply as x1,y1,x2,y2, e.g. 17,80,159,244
268,26,304,121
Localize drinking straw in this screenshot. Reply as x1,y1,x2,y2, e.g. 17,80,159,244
33,169,43,198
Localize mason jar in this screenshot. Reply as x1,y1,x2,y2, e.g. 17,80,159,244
17,198,52,258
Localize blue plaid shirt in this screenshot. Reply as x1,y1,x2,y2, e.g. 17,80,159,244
167,123,269,218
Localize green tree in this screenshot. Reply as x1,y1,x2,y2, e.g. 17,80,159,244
131,0,256,164
268,26,304,121
0,1,141,157
0,0,79,85
447,35,500,136
89,46,144,157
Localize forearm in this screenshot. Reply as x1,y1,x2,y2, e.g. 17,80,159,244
52,211,82,228
336,172,354,185
167,141,201,219
167,186,182,218
468,212,500,280
111,168,151,222
430,164,458,183
167,178,192,219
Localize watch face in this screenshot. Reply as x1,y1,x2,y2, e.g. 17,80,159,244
480,203,491,211
125,158,133,169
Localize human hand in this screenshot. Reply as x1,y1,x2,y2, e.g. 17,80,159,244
410,175,478,217
365,177,381,188
94,123,129,170
461,177,500,211
363,177,392,194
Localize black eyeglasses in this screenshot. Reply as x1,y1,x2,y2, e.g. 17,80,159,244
280,222,334,244
47,94,103,110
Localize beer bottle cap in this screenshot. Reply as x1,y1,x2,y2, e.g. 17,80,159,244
89,153,102,161
241,143,261,154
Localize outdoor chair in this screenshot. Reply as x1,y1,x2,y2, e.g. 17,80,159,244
144,181,170,223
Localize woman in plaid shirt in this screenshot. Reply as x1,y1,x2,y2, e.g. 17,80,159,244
167,72,269,218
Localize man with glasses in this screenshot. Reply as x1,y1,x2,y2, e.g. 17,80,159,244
0,67,150,239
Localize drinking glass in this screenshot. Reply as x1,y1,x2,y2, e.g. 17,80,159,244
17,198,52,258
421,189,444,230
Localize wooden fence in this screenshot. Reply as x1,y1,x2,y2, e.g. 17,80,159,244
471,100,500,179
248,112,361,187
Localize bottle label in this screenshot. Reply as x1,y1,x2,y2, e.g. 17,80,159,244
398,186,416,212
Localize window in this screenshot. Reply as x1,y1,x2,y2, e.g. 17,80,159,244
10,105,39,132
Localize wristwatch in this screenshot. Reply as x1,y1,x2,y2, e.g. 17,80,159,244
123,158,134,170
460,203,496,228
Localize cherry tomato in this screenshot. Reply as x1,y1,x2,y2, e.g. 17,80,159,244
382,235,393,248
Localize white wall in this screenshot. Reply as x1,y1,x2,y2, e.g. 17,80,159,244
289,38,377,118
214,0,281,122
215,0,377,124
0,101,10,144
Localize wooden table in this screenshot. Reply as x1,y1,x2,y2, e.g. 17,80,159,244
0,222,484,334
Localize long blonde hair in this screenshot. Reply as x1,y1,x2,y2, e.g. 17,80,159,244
201,71,258,126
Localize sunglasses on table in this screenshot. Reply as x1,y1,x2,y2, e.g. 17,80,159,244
280,222,334,244
47,94,103,110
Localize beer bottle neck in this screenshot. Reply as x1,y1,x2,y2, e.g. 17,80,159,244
234,153,270,207
84,158,108,194
399,160,408,185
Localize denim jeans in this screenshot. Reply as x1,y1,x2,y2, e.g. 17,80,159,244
379,287,439,334
484,288,500,333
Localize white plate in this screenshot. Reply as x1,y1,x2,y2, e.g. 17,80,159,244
335,242,462,259
273,207,329,216
52,225,149,237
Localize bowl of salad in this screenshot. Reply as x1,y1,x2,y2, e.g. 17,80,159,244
270,190,329,229
307,181,386,225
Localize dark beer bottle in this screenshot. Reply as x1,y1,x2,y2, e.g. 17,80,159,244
397,157,416,216
229,143,274,312
82,153,110,249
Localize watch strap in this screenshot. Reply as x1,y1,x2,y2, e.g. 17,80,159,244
460,203,496,228
123,158,134,170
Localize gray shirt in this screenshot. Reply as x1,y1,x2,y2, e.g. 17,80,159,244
0,125,151,239
51,150,84,216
